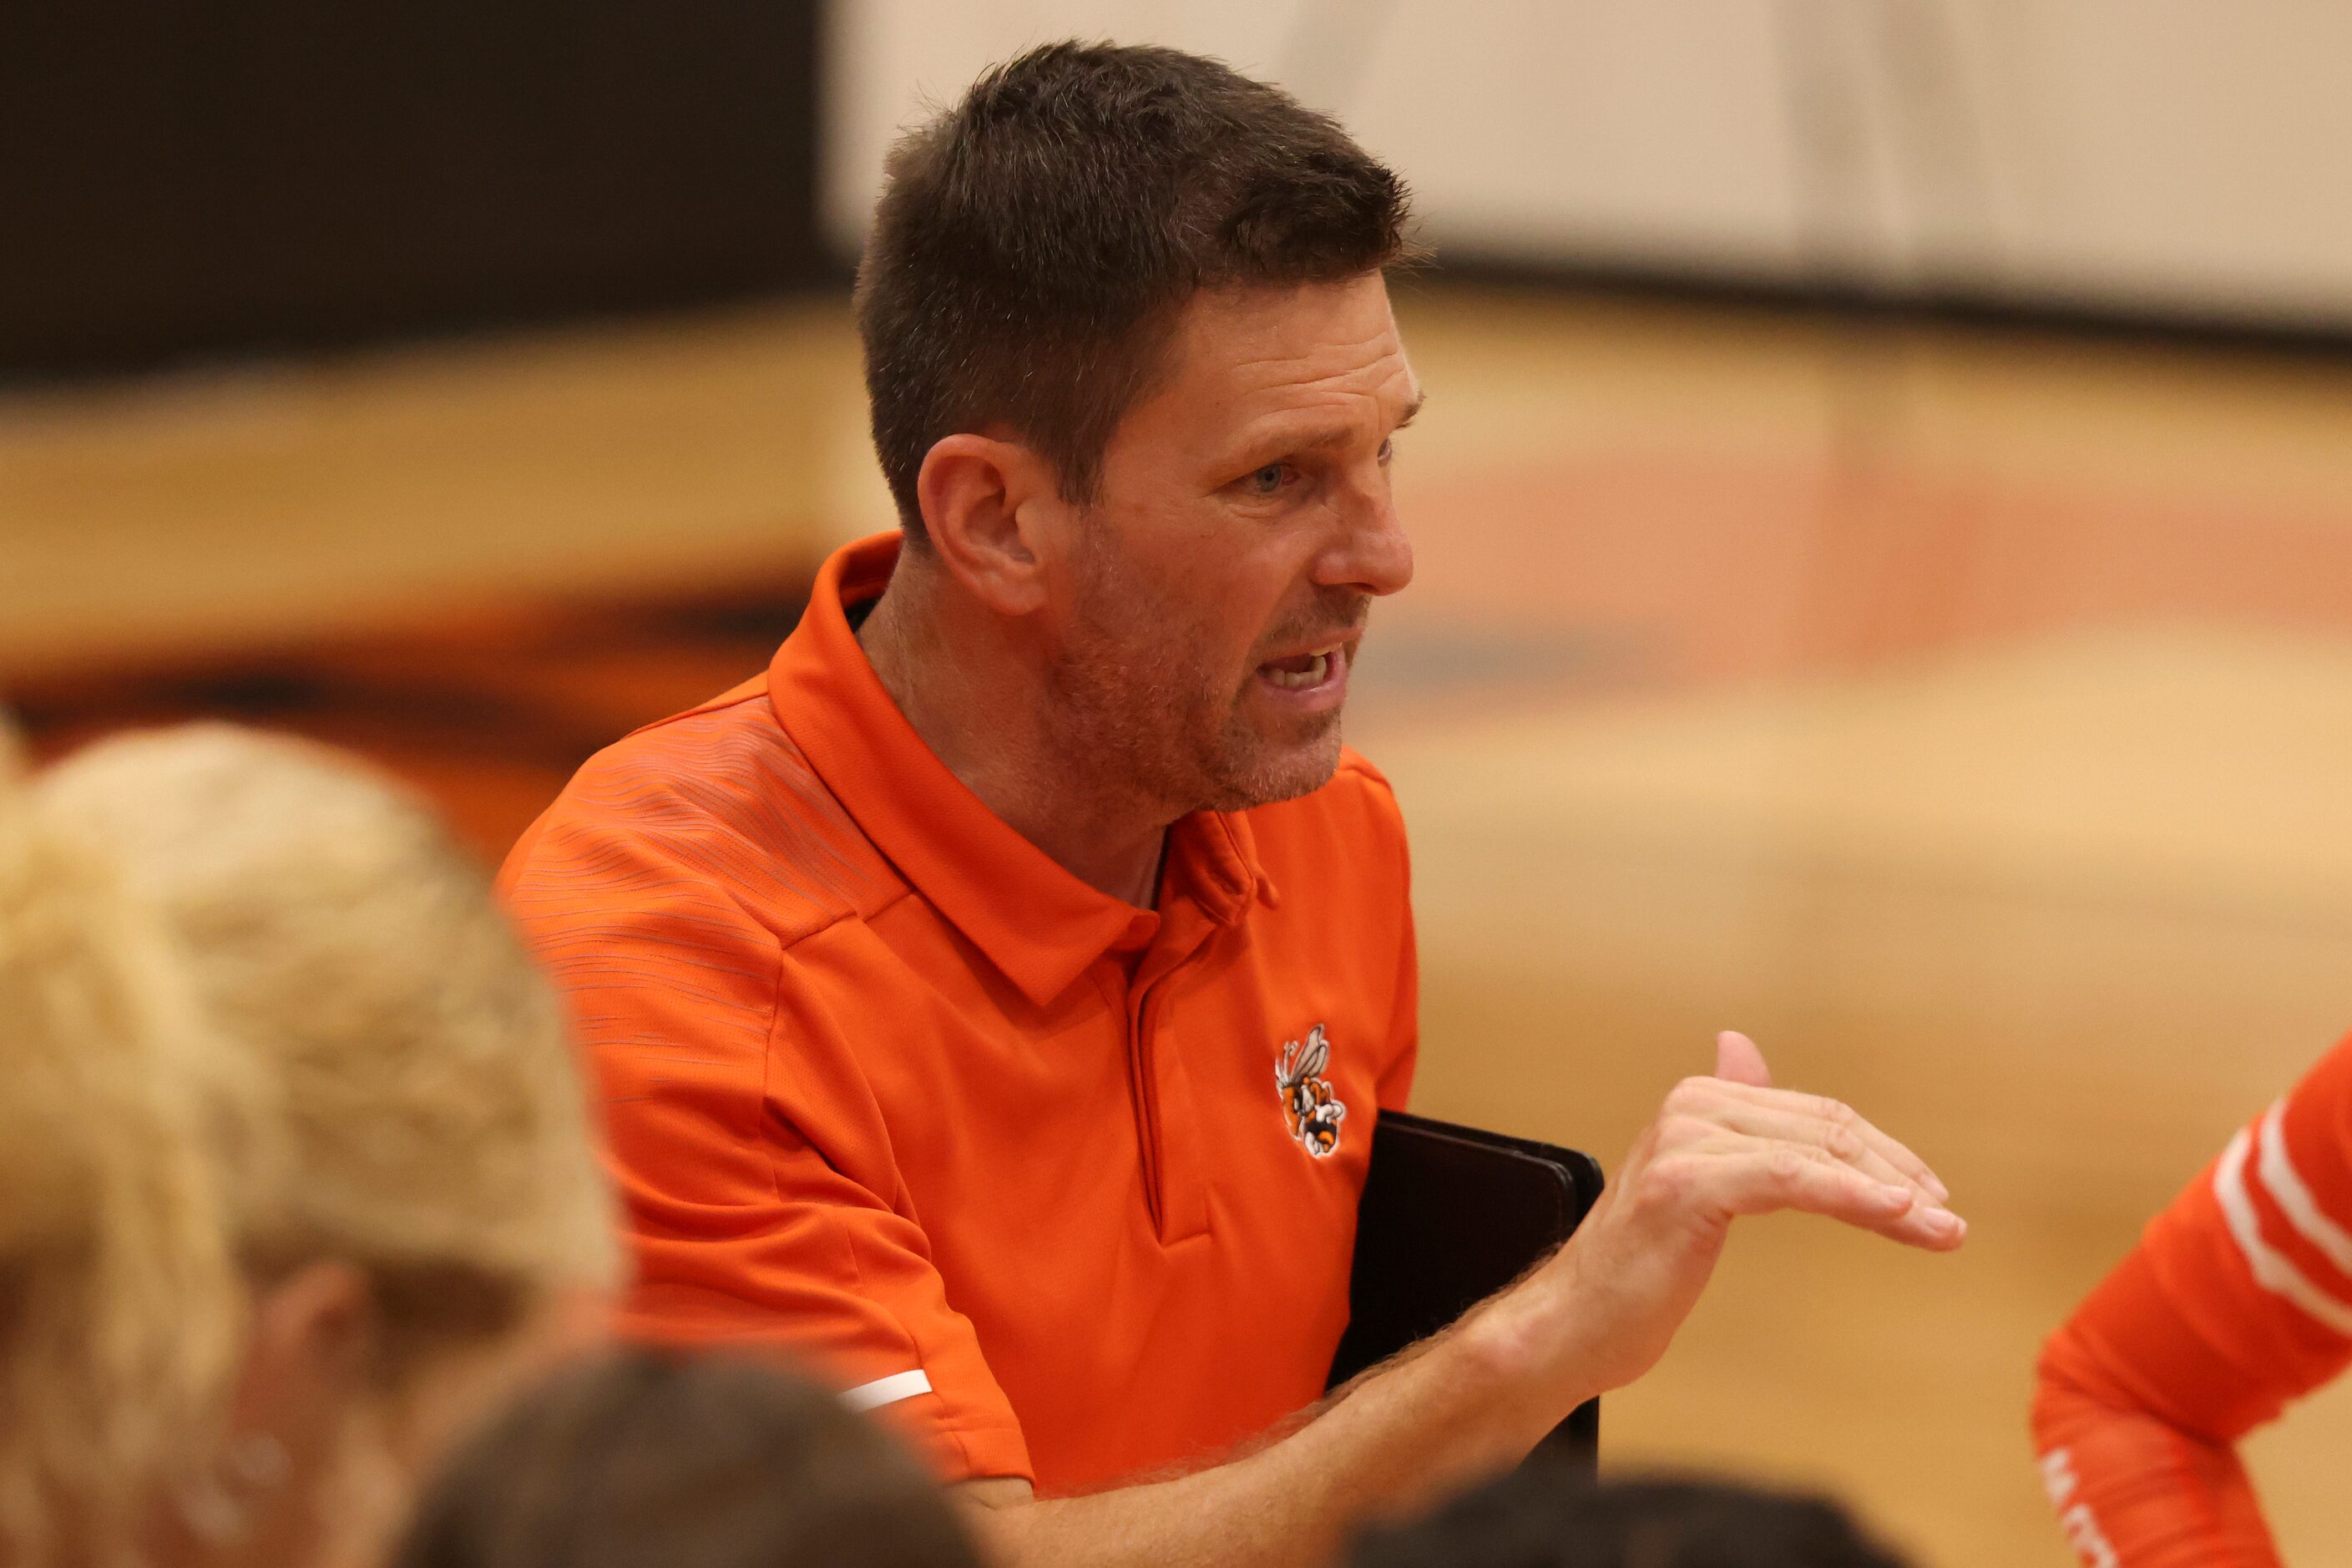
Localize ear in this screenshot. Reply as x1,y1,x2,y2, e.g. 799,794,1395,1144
914,432,1065,616
223,1261,376,1454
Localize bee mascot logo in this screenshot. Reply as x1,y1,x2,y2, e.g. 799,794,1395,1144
1274,1024,1347,1158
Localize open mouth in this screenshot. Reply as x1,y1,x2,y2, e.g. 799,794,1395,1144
1262,647,1338,690
1256,640,1352,700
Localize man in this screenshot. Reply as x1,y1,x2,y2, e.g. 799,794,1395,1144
503,42,1965,1565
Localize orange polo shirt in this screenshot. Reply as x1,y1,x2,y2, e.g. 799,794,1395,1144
500,533,1419,1489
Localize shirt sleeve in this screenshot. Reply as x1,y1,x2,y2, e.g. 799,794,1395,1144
2030,1034,2352,1566
503,813,1032,1484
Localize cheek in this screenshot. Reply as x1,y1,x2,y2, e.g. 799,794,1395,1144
1137,543,1285,676
1204,579,1290,685
1196,533,1309,654
1093,493,1308,681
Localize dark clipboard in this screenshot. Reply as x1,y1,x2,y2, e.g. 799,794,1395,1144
1327,1109,1606,1467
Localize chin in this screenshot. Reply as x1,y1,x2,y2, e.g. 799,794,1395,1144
1204,723,1345,812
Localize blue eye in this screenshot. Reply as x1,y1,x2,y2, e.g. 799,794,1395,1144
1247,463,1287,496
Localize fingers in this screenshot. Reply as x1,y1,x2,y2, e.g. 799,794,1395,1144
1636,1034,1964,1252
1713,1029,1772,1088
1693,1144,1967,1251
1682,1080,1950,1206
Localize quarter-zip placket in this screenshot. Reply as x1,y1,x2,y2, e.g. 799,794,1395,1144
1123,911,1216,1244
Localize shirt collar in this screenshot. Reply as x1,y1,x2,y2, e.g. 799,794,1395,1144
769,534,1274,1006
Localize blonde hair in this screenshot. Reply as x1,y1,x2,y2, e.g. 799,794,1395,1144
0,734,266,1563
3,723,617,1562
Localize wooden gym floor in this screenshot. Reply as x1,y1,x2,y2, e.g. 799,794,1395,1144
7,284,2351,1564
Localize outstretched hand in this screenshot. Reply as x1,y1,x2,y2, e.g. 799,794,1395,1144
1521,1029,1964,1400
956,1030,1963,1568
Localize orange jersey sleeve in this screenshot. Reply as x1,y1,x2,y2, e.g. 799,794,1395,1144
500,710,1032,1484
2031,1033,2352,1567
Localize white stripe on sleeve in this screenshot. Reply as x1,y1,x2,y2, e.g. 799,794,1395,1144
2255,1100,2352,1277
2213,1125,2352,1338
841,1368,933,1413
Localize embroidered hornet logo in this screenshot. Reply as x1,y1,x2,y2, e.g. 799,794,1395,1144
1275,1023,1347,1158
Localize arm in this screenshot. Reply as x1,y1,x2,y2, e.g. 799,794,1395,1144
2033,1255,2282,1568
504,815,1032,1478
960,1030,1965,1568
2031,1036,2352,1568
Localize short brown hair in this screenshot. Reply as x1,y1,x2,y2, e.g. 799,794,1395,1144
856,41,1414,541
392,1349,981,1568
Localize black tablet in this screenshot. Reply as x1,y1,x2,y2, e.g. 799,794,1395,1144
1327,1108,1606,1466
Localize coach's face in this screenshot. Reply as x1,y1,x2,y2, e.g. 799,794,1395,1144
1053,273,1418,813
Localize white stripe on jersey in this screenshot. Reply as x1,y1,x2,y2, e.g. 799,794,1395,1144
2213,1124,2352,1338
841,1368,933,1413
2038,1449,2121,1568
2255,1099,2352,1277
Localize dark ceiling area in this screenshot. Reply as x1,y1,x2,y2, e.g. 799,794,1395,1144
0,0,831,380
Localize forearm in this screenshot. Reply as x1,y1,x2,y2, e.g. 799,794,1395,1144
966,1039,1964,1567
964,1280,1591,1568
2033,1370,2277,1568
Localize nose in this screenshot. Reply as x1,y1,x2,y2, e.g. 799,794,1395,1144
1317,483,1414,599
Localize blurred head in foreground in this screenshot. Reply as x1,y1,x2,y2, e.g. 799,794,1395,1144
392,1348,979,1568
1348,1466,1913,1568
0,722,616,1567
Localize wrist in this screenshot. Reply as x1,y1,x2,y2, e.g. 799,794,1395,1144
1454,1254,1604,1426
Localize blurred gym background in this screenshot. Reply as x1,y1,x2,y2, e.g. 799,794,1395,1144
7,5,2350,1560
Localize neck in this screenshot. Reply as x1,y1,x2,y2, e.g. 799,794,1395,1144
858,557,1171,907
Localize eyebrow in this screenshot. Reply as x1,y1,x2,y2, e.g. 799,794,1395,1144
1257,387,1429,461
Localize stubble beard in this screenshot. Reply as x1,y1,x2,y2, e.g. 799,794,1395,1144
1049,545,1353,820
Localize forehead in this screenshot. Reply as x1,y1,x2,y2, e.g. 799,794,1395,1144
1136,276,1416,444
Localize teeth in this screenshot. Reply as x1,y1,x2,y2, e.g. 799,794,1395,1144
1265,651,1331,690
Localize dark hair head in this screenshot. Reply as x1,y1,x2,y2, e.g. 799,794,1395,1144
1349,1465,1913,1568
392,1349,981,1568
856,40,1416,542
